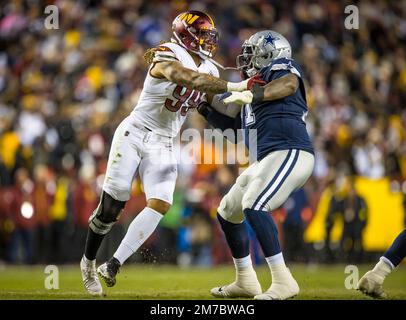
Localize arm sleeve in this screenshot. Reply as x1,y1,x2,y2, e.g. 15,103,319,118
199,104,242,143
206,107,241,132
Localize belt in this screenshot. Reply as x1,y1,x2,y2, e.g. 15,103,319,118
131,123,172,142
132,122,152,132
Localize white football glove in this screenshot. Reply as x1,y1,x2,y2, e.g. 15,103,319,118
220,91,253,105
226,74,265,92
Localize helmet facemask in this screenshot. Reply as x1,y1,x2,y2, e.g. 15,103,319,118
189,25,219,58
236,43,272,77
236,31,292,77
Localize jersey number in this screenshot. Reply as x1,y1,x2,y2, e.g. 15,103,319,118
245,104,255,126
165,85,201,116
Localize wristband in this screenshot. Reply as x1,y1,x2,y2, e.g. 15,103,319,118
197,101,212,118
252,84,265,103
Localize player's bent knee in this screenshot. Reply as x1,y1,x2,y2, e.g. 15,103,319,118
102,184,131,203
88,191,126,235
147,198,171,215
218,196,244,224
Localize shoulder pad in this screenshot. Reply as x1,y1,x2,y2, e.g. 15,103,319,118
269,58,301,77
152,45,179,63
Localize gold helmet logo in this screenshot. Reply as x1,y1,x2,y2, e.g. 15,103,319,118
179,13,200,24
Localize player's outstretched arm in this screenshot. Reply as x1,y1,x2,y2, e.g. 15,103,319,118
259,73,299,101
150,60,264,94
220,73,299,105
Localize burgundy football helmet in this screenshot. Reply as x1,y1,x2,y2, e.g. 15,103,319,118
172,10,219,58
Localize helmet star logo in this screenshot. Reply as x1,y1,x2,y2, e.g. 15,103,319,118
264,33,279,46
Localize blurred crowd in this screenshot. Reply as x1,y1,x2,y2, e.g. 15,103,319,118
0,0,406,265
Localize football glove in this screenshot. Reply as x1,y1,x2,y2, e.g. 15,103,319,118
220,91,253,105
226,74,265,92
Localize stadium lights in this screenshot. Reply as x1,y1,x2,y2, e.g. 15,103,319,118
21,201,34,219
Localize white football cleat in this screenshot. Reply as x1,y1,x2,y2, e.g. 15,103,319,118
357,270,387,299
255,267,299,300
211,281,262,298
211,268,262,298
80,257,103,296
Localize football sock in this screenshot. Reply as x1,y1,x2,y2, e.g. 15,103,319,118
370,258,393,282
244,208,281,257
265,252,291,282
232,255,259,286
113,207,163,265
244,208,293,286
233,255,252,269
383,229,406,268
217,213,250,258
265,252,286,268
84,229,105,261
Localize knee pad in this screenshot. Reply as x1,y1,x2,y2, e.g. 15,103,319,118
88,191,126,235
218,195,244,224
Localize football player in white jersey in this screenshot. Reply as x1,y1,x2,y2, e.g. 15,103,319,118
80,10,264,296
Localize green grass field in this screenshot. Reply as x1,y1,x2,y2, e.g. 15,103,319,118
0,264,405,300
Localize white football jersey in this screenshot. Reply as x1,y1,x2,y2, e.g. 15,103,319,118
129,42,219,138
